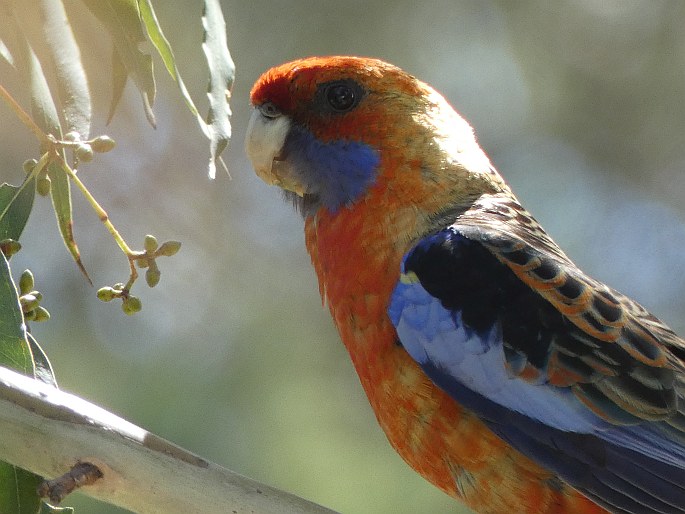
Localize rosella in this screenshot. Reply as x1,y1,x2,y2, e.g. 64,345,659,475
245,56,685,513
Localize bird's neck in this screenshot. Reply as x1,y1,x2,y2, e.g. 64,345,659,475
304,198,405,359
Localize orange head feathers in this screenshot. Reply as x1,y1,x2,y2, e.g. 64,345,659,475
246,56,503,217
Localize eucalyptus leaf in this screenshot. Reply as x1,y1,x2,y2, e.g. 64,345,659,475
48,160,90,284
202,0,234,178
0,465,43,514
138,0,208,136
81,0,156,126
23,38,60,144
0,252,31,373
0,250,43,513
38,0,91,139
18,31,90,281
27,332,57,388
0,176,35,241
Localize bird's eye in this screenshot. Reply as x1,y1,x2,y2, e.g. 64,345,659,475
258,102,281,119
325,82,359,112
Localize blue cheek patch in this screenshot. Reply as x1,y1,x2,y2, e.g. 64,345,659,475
283,124,380,213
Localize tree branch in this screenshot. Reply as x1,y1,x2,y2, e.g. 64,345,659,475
0,366,338,514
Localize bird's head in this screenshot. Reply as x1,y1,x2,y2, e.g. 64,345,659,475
246,56,506,217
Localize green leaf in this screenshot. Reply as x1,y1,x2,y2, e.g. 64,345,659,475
0,260,56,514
0,252,32,374
202,0,234,178
0,176,36,241
27,332,57,388
0,253,49,514
18,32,90,282
48,160,91,284
38,0,91,139
138,0,208,135
81,0,156,126
23,38,61,145
0,464,42,514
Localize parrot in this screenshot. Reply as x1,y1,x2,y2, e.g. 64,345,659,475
244,56,685,514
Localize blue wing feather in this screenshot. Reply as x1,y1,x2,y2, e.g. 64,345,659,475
389,225,685,513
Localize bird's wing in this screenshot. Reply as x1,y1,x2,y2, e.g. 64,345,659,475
389,204,685,513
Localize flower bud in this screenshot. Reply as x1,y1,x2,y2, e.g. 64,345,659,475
19,270,34,295
96,287,116,302
75,143,94,162
122,296,142,315
23,159,38,174
157,241,182,257
90,135,116,153
144,234,159,253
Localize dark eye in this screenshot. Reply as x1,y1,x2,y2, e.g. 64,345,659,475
325,82,360,112
258,101,281,118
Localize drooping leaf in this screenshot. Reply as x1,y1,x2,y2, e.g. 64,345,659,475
0,465,43,514
202,0,234,178
0,176,35,241
19,34,90,282
23,38,61,145
38,0,91,139
0,7,46,142
48,160,91,284
81,0,156,126
138,0,209,136
27,332,57,388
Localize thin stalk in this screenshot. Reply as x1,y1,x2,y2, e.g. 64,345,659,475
57,157,135,256
58,157,143,290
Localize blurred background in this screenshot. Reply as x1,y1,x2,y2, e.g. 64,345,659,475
2,1,685,513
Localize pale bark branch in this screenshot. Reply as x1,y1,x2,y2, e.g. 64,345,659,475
0,366,338,514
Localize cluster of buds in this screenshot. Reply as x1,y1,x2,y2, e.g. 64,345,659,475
63,131,116,165
22,133,117,196
97,234,181,315
18,269,49,322
15,133,182,319
22,158,51,196
96,283,142,315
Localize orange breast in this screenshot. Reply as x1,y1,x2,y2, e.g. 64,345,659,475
305,204,607,514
